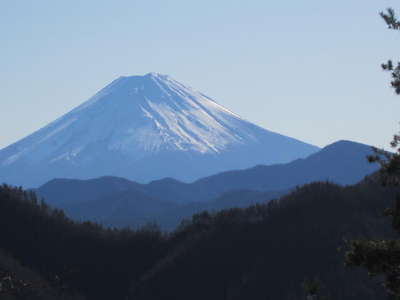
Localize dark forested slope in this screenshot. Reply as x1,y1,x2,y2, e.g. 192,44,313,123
0,185,167,300
131,179,397,300
1,175,396,300
0,248,84,300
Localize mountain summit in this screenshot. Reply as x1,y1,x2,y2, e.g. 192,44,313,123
0,73,319,187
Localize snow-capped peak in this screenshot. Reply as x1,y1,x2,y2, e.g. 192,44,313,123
0,73,319,187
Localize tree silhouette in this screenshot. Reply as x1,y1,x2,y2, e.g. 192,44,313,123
345,7,400,299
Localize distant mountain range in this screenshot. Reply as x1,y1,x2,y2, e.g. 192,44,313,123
0,73,318,187
37,140,379,229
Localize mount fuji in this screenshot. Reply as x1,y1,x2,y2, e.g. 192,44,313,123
0,73,319,187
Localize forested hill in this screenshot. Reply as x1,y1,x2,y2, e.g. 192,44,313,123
0,185,167,300
0,177,397,300
131,178,397,300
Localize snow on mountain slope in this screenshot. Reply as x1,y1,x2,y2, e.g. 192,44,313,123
0,73,319,187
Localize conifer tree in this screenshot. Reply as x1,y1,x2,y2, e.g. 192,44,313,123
345,7,400,299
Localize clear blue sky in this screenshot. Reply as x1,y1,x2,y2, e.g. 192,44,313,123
1,0,399,149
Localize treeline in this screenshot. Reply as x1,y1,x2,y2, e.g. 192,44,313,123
0,185,167,300
0,178,398,300
132,179,398,300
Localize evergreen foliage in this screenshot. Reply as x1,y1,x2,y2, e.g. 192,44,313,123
0,184,167,300
131,179,397,300
0,177,397,299
345,8,400,300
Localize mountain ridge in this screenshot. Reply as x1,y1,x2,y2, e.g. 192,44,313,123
0,73,318,187
36,140,379,229
37,140,378,204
